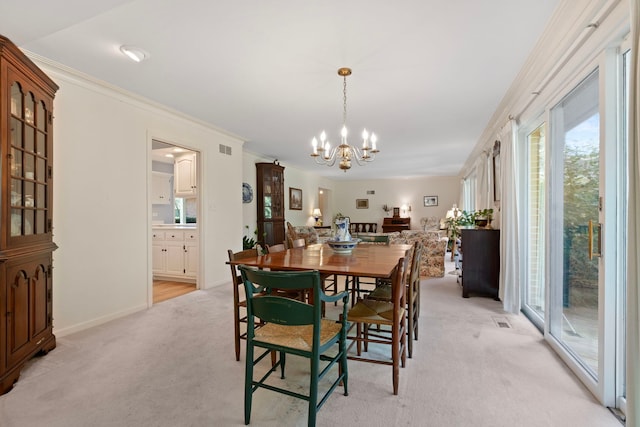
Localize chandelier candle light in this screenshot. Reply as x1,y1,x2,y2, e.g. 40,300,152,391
310,67,379,171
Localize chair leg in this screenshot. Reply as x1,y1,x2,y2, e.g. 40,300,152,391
401,319,407,369
234,305,241,361
244,341,254,424
392,319,399,395
363,323,370,352
340,333,349,396
407,304,414,359
280,351,286,379
308,356,319,427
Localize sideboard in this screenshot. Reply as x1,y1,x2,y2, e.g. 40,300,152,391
460,229,500,299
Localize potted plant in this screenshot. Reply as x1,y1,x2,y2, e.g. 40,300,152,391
243,225,266,250
473,208,494,229
445,210,474,259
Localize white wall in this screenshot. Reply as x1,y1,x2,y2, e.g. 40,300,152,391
38,60,244,336
332,176,461,229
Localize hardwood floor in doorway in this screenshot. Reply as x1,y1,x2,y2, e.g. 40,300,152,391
153,280,196,304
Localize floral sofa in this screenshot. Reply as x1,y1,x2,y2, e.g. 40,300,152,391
388,230,448,278
285,224,333,247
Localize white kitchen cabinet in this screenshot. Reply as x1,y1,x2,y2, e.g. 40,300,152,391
152,172,172,204
184,241,198,277
152,228,198,280
174,153,197,197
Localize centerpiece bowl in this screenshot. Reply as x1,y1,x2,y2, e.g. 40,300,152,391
326,239,360,254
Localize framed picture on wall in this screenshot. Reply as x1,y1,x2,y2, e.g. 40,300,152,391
423,196,438,207
493,140,501,202
356,199,369,209
289,187,302,210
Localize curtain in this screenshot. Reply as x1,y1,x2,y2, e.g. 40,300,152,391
475,153,490,211
627,1,640,424
498,120,520,313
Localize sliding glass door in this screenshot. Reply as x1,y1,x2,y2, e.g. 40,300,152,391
518,31,629,413
549,70,601,376
522,123,546,328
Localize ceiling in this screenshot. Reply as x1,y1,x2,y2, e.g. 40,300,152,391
1,0,560,180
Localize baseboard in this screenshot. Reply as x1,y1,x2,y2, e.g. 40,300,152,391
53,303,148,338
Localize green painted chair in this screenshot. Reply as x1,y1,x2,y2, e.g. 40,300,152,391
239,266,350,427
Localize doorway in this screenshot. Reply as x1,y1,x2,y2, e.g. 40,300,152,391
318,187,331,227
151,139,201,304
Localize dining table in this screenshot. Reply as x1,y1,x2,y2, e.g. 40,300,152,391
227,242,413,280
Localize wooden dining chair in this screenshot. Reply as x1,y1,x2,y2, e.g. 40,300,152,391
346,255,409,395
285,221,298,248
228,248,263,361
288,237,338,313
290,237,306,248
265,242,309,302
239,266,350,427
348,234,392,305
266,243,286,253
368,242,422,358
407,242,422,356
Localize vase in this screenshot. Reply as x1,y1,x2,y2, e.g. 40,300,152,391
335,217,351,241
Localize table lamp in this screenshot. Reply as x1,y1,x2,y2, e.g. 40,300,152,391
312,208,322,226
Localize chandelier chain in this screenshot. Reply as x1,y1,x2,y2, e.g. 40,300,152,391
343,75,348,128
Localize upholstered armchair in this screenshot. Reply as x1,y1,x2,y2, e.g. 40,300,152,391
420,216,443,232
286,222,320,247
388,230,447,277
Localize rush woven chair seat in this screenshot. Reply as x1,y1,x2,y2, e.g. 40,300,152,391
346,255,409,395
239,266,350,427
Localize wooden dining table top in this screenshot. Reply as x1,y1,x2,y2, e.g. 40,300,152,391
228,243,413,278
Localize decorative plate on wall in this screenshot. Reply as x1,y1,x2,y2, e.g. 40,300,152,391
242,182,253,203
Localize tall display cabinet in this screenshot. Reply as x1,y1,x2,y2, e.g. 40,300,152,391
256,161,285,247
0,35,58,395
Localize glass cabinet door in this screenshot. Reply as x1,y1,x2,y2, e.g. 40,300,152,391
9,81,51,239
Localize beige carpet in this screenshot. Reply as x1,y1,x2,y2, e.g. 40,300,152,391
0,261,621,426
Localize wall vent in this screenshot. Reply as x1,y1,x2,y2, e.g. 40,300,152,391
366,190,375,195
219,144,232,155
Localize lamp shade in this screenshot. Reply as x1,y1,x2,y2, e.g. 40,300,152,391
312,208,322,217
446,204,459,219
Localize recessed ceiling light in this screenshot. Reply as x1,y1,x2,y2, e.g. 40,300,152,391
173,147,186,153
119,45,149,63
165,154,174,158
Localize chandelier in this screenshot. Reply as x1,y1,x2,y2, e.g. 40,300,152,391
310,67,379,171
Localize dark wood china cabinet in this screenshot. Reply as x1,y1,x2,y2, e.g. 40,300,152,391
256,162,285,247
0,35,58,395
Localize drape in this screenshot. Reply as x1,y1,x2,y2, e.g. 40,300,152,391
475,153,489,211
626,0,640,424
498,120,520,313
